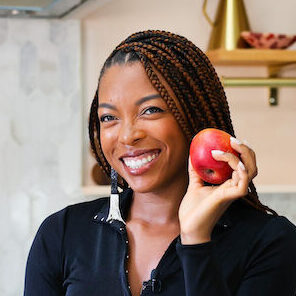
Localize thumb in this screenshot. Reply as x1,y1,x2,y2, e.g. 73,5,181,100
188,155,204,187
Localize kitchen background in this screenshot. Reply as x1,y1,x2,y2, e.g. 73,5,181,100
0,0,295,295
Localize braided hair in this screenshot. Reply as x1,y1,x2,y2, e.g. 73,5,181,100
89,30,277,216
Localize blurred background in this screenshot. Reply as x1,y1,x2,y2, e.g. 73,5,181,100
0,0,295,294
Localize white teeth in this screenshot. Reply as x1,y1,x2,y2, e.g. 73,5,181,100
123,153,159,169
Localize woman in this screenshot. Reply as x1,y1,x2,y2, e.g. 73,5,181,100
24,30,296,296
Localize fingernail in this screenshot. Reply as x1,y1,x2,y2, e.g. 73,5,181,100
211,150,225,156
238,161,246,170
230,137,242,145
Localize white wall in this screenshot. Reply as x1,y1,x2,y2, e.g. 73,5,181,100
0,19,82,295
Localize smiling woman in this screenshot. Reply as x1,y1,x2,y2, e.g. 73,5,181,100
24,30,296,296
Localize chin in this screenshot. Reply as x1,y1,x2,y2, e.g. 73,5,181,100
126,178,162,194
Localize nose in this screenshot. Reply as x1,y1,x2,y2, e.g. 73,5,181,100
118,121,146,146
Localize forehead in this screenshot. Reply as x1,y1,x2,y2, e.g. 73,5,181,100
97,62,186,122
98,62,156,101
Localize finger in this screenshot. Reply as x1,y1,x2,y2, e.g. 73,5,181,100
236,161,249,195
230,137,254,156
242,139,253,150
231,170,239,187
218,161,249,200
230,137,258,180
188,156,204,187
211,150,242,172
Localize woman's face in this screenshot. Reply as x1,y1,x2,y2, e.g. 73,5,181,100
98,62,189,193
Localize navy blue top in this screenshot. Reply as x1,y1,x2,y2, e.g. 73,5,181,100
24,188,296,295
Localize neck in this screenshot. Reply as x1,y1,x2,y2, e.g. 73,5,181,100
127,176,188,225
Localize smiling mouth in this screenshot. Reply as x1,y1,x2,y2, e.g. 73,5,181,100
121,150,160,170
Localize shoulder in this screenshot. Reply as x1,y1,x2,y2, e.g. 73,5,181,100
253,214,296,253
66,196,110,220
37,196,110,236
235,203,296,271
235,201,296,244
228,200,296,260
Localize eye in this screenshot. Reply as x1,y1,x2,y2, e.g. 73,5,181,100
99,114,117,122
142,106,164,115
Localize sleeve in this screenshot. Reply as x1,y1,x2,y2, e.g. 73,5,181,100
176,216,296,296
176,240,231,296
24,208,67,296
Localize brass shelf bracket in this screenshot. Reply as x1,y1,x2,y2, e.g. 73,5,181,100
268,65,281,106
221,76,296,106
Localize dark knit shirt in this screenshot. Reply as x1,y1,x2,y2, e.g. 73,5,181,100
24,188,296,295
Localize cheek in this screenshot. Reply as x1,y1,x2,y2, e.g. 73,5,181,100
100,128,116,162
159,122,189,157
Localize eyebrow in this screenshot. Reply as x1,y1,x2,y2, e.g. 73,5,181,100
98,94,162,110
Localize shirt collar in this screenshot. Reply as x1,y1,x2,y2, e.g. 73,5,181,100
92,188,245,230
92,188,133,231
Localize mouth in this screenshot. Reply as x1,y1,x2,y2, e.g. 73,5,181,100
120,149,161,174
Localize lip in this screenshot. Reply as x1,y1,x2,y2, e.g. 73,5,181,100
119,149,161,160
121,151,160,176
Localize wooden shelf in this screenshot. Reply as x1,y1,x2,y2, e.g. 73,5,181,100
206,49,296,67
82,185,110,197
82,185,123,197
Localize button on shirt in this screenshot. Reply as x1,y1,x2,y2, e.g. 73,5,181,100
24,188,296,295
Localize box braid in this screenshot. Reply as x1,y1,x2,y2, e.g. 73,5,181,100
89,29,277,216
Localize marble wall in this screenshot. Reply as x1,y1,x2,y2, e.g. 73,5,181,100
259,193,296,225
0,18,83,296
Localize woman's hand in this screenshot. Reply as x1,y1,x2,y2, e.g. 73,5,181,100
178,137,258,245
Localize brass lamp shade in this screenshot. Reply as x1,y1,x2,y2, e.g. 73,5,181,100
203,0,251,51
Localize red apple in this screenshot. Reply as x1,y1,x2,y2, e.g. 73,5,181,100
189,128,240,184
